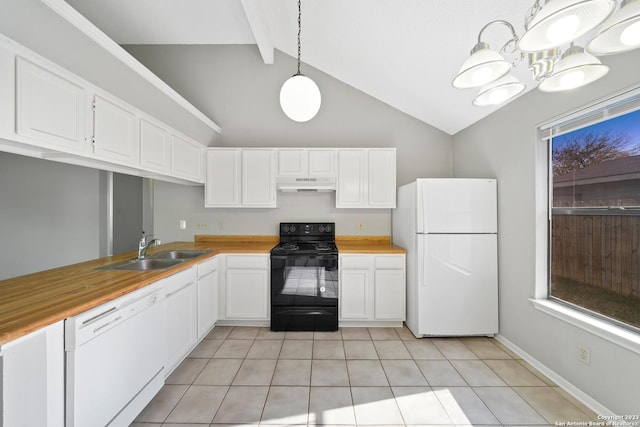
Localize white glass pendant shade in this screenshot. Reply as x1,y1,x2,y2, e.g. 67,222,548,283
588,0,640,54
280,74,321,122
538,45,609,92
519,0,616,52
473,74,527,106
452,42,512,89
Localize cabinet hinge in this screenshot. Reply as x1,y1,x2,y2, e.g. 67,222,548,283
92,101,96,111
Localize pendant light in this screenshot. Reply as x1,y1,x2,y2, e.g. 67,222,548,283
519,0,617,52
538,44,609,91
279,0,321,122
588,0,640,54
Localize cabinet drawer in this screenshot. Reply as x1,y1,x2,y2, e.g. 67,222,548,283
197,257,218,278
374,255,405,269
340,255,371,270
226,254,269,269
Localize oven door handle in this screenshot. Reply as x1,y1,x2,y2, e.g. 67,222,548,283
276,308,334,315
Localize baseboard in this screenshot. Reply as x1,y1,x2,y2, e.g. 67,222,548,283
495,334,614,417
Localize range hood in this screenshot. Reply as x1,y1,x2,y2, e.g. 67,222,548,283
277,176,336,192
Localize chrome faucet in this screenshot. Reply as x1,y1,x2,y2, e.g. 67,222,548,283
138,232,161,259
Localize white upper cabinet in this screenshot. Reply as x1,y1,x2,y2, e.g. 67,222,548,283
242,148,276,207
336,149,367,207
205,148,241,207
139,118,170,174
277,148,336,178
15,57,88,153
367,148,396,207
205,148,276,208
336,148,396,208
92,94,138,165
170,133,204,183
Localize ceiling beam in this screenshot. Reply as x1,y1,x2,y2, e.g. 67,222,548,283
240,0,274,64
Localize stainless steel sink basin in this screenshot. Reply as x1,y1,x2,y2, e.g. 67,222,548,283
149,250,211,260
98,258,185,271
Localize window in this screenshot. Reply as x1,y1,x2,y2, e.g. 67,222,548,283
549,107,640,331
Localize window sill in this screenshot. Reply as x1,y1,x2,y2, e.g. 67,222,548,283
530,298,640,355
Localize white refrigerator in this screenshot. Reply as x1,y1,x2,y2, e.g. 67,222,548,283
392,178,498,337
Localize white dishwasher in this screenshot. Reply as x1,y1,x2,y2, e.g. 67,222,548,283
65,283,165,427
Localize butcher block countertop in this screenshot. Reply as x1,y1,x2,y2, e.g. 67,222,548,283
0,235,404,345
337,236,406,254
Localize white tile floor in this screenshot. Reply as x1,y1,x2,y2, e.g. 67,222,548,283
132,326,598,426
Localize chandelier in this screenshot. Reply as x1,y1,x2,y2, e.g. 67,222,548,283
279,0,321,122
452,0,640,106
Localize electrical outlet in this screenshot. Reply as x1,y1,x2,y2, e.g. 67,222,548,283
358,223,364,231
577,345,591,365
179,219,186,230
196,221,209,230
218,221,224,230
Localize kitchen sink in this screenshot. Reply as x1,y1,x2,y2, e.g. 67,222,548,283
148,250,211,260
98,258,185,271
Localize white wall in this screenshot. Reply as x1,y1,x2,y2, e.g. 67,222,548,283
123,45,454,238
0,151,105,280
452,51,640,414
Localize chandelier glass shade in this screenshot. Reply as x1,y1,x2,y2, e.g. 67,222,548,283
453,0,640,107
280,0,321,122
588,0,640,53
473,75,527,106
519,0,617,52
538,44,609,91
452,43,513,89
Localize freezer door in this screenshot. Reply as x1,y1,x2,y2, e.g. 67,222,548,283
419,234,498,336
417,179,497,234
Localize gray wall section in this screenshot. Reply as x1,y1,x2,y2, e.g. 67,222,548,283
452,50,640,414
123,45,453,240
112,173,143,255
0,151,103,280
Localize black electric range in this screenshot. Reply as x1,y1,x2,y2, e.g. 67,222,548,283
270,222,338,331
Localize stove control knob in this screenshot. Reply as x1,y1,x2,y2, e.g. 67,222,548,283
290,225,296,233
283,225,290,233
319,225,325,232
326,225,332,232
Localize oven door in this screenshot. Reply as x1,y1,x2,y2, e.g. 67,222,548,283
270,254,338,308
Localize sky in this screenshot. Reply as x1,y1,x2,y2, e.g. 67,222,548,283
553,108,640,152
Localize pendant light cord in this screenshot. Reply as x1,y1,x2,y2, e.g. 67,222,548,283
296,0,302,75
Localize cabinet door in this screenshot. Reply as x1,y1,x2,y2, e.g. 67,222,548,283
0,322,64,427
374,269,405,320
226,269,269,319
197,258,218,339
16,57,87,153
205,148,241,207
139,118,170,173
171,134,203,182
339,269,371,320
165,270,197,375
308,149,336,177
368,149,396,208
242,149,276,207
93,95,138,165
277,149,307,176
336,149,366,208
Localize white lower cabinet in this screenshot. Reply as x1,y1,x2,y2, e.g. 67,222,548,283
339,254,406,323
220,254,270,321
164,267,198,376
0,321,64,427
197,257,219,339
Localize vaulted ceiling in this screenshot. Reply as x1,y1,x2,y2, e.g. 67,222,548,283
64,0,545,135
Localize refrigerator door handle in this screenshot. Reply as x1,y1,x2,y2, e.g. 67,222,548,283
417,236,427,288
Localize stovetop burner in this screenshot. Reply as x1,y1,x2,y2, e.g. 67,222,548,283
271,222,337,256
